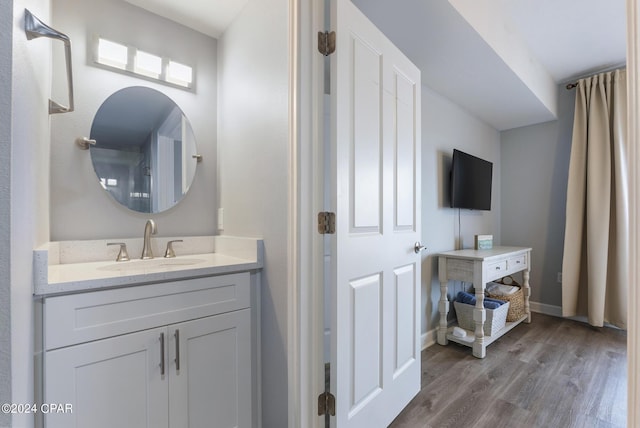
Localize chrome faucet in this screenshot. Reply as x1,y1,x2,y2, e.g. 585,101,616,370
141,219,157,259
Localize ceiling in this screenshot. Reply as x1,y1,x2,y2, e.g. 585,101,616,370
353,0,627,130
123,0,249,38
503,0,627,83
125,0,627,131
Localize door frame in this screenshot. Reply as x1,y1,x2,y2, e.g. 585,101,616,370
289,1,640,427
287,0,326,427
626,1,639,426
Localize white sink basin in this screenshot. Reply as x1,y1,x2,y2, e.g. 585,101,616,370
97,258,205,273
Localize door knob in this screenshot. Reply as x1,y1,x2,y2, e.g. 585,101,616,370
414,242,427,254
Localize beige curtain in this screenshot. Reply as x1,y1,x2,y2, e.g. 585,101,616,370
562,69,629,329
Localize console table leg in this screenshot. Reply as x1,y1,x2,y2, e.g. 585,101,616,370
437,280,449,345
472,289,486,358
523,267,532,323
472,339,486,359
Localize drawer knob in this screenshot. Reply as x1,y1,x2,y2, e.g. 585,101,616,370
495,266,501,270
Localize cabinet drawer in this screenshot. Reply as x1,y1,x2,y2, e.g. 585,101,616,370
486,260,508,280
508,255,527,271
444,258,474,282
44,272,250,350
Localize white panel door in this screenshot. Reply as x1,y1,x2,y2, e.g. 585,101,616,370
44,327,168,428
330,0,422,427
168,310,252,428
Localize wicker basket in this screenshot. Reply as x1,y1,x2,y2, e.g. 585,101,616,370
454,300,509,336
487,277,525,322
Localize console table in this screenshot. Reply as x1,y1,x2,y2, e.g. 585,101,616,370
436,246,532,358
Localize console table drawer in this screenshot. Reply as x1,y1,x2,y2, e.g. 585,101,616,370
508,255,527,271
487,254,528,280
486,260,508,280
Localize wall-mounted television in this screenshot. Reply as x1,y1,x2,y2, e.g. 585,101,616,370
450,149,493,211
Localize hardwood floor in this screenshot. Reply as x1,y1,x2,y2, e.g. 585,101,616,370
390,313,627,428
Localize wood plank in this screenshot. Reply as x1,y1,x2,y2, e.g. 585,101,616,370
390,313,627,428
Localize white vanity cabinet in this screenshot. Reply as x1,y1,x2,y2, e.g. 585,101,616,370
40,272,254,428
45,326,170,428
168,311,250,428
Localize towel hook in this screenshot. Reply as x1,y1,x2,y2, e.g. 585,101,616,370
24,9,74,114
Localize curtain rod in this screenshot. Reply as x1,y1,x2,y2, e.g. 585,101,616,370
565,65,626,90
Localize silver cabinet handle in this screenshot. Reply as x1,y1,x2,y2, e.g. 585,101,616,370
24,9,74,114
174,329,180,371
160,332,165,376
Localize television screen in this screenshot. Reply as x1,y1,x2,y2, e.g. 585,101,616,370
450,149,493,210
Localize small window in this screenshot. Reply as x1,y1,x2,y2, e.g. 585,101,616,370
135,50,162,79
94,36,194,90
97,38,127,70
167,61,193,87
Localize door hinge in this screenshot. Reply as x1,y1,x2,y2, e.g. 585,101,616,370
318,391,336,416
318,212,336,234
317,31,336,56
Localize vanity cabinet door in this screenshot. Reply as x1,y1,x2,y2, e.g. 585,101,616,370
44,327,169,428
168,309,252,428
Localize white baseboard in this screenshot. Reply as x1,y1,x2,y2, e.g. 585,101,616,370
421,329,438,350
529,301,562,317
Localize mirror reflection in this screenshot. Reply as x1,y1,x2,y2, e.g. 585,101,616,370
89,86,198,213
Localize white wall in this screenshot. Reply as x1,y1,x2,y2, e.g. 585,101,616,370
501,84,575,309
217,0,290,425
0,1,13,426
10,1,52,427
50,0,218,240
420,85,502,337
447,0,558,119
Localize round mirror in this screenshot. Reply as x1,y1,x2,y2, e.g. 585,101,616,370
89,87,198,213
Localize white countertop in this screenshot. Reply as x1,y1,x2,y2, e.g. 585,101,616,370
34,236,263,296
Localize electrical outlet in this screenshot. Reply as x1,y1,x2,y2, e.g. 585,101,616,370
557,272,562,283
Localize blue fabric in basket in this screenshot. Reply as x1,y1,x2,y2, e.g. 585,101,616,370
456,291,505,310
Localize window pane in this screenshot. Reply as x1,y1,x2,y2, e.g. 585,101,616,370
97,38,128,69
135,50,162,78
167,61,193,87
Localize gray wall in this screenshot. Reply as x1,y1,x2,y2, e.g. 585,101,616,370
421,85,502,337
0,1,13,426
500,85,575,309
10,1,52,427
50,0,218,240
217,0,290,425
